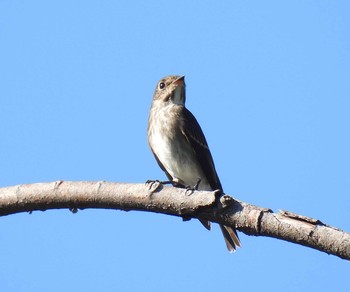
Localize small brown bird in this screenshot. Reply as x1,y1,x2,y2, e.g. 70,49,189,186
147,75,240,252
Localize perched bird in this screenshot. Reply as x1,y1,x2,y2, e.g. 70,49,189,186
147,75,240,252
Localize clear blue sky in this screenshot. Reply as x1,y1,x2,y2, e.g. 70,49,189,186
1,1,349,291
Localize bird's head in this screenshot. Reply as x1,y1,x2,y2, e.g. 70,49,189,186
153,75,186,105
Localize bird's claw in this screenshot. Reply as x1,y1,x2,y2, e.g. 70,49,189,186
185,187,195,196
185,178,201,196
145,179,162,194
145,179,159,186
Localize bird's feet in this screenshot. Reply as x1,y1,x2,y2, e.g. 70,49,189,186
145,179,162,194
145,179,172,194
185,178,201,196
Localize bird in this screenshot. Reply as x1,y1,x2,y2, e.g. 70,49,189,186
147,75,240,252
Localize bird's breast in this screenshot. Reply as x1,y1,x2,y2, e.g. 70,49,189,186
148,104,210,189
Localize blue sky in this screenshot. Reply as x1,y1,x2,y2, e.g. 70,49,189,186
1,1,349,291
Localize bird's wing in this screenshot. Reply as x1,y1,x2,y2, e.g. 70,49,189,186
181,108,223,192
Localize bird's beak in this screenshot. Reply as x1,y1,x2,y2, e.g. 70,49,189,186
174,75,185,85
172,76,186,105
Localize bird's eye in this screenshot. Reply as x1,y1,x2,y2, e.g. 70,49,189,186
159,82,165,89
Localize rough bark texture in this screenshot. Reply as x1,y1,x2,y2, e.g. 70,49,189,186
0,181,348,260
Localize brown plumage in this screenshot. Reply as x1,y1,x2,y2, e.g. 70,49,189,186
148,75,240,252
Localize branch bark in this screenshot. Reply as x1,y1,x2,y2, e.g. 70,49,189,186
0,181,348,260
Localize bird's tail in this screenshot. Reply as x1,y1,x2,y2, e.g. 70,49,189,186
199,219,240,252
198,218,211,230
219,224,240,252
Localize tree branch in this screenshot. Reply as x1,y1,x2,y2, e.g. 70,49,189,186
0,181,348,260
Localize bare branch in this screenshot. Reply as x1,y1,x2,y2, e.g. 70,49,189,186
0,181,348,260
